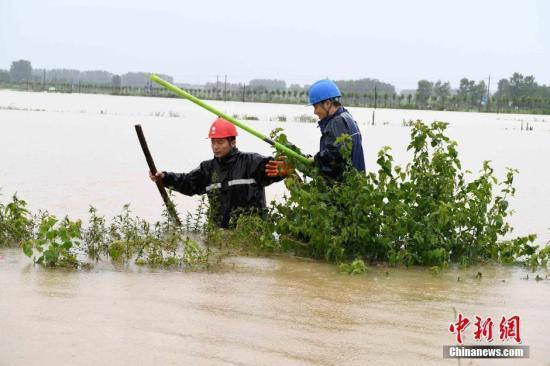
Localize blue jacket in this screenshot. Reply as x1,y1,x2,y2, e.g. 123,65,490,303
314,107,366,177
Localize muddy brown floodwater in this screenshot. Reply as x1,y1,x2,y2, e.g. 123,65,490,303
1,90,549,365
1,248,549,365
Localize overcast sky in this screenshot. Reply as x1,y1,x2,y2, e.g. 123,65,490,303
1,0,548,90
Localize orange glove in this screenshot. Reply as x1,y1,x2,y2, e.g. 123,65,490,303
265,156,294,177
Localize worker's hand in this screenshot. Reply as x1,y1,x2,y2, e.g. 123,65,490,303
266,156,294,178
149,171,165,182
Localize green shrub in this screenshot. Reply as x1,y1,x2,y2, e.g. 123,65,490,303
11,198,208,269
22,215,81,267
0,194,32,247
339,258,368,275
270,121,549,267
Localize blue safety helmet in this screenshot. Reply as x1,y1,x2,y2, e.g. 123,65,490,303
308,79,341,105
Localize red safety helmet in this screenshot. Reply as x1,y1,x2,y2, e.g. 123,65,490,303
207,118,238,138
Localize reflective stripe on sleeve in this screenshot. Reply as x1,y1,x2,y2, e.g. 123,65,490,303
205,183,222,192
227,178,256,187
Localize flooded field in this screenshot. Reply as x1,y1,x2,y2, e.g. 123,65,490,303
1,90,550,365
1,248,550,365
1,90,548,243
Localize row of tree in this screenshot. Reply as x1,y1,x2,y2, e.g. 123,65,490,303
0,60,397,95
2,59,550,113
415,74,550,112
414,78,488,110
494,73,550,110
0,60,173,87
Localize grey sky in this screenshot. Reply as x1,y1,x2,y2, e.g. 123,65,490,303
1,0,548,90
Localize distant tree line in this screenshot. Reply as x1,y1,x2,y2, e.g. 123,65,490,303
335,78,395,95
1,59,173,87
249,79,286,91
2,59,550,114
493,73,550,112
416,78,489,111
202,79,288,94
413,74,550,113
415,80,452,107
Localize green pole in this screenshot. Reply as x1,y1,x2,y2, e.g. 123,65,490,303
150,74,312,166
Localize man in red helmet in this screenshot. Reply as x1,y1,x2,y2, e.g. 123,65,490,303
150,118,284,228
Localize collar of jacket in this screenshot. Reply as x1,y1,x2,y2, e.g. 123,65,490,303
317,106,346,131
216,147,240,164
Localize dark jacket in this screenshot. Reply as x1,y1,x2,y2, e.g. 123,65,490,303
162,148,281,228
314,107,366,178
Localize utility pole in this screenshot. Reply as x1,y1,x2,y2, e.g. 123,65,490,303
486,75,491,113
224,74,227,102
374,85,378,109
42,69,46,91
242,83,246,103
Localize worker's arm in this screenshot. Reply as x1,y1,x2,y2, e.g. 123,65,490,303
150,163,210,196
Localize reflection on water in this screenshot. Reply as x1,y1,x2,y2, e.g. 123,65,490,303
1,249,549,365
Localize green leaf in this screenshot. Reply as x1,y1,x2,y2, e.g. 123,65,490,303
22,241,33,257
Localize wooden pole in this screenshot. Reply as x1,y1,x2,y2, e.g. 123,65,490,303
134,124,182,226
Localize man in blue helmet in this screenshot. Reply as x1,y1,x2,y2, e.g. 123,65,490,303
307,79,365,178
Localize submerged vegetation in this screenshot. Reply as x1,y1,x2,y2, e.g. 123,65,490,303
0,194,33,247
0,193,208,269
1,121,548,271
266,121,550,268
